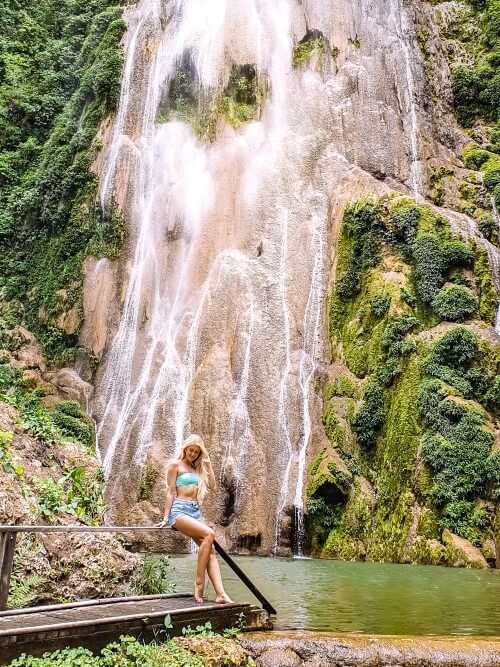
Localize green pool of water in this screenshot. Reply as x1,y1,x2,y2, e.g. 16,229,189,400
169,555,500,635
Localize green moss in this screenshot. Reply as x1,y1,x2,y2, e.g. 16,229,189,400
323,193,500,565
369,490,415,562
429,166,454,206
293,32,328,68
417,508,440,540
325,374,360,400
475,248,498,323
139,463,159,501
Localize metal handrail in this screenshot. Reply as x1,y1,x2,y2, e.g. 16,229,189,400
0,525,276,615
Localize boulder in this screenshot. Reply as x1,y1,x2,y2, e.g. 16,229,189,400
12,327,45,371
43,367,93,406
442,529,489,569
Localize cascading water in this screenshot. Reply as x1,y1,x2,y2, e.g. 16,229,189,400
90,0,436,553
388,0,421,199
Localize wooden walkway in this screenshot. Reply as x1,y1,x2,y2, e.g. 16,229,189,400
0,526,274,664
0,593,271,664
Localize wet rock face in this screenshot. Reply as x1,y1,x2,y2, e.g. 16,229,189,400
240,632,500,667
88,0,478,554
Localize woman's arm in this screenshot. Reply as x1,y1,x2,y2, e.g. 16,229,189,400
204,457,216,491
159,463,177,526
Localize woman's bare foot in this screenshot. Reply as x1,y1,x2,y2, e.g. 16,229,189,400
215,592,234,604
194,580,205,603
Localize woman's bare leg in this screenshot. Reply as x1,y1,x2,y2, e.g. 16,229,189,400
193,537,233,603
173,516,215,602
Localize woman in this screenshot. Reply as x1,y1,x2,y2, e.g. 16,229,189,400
158,434,233,604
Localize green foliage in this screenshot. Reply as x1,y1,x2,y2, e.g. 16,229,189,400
6,633,253,667
0,430,23,475
8,534,47,609
422,327,478,396
0,360,94,450
353,381,386,446
375,315,419,387
35,466,106,524
130,554,175,596
218,65,261,129
306,496,343,552
336,200,382,300
0,1,126,363
52,401,95,449
293,32,328,68
138,463,159,501
463,147,492,170
431,285,478,322
421,408,494,504
411,235,474,305
474,248,497,324
476,212,495,239
439,500,490,545
370,294,390,317
419,327,498,517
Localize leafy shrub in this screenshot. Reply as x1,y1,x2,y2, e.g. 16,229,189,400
421,407,494,504
34,467,106,524
130,554,176,596
389,203,420,246
0,2,127,363
371,295,390,317
52,401,94,448
306,496,342,530
293,31,328,68
138,463,159,501
485,375,500,413
439,500,490,545
412,235,475,305
411,235,448,304
477,212,495,239
423,327,478,396
336,201,383,300
354,381,386,446
463,147,491,170
431,285,478,322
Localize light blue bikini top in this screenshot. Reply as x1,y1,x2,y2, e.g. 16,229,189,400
176,472,199,487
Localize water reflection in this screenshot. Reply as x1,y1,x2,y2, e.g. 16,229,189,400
169,555,500,635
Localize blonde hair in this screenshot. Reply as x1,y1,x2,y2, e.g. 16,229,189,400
172,434,211,502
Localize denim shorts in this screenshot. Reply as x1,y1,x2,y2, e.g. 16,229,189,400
168,498,202,527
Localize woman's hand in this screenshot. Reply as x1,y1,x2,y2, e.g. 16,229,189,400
156,517,169,528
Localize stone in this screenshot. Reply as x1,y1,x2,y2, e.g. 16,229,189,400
38,533,141,603
12,327,46,371
56,303,81,335
257,648,302,667
442,529,489,569
43,367,93,406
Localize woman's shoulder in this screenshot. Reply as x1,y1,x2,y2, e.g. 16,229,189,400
166,460,180,474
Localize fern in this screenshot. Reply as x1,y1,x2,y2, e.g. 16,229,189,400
8,575,46,609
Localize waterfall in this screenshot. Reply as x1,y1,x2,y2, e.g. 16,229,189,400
91,0,434,553
388,0,421,199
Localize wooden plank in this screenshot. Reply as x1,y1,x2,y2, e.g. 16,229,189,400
0,526,168,533
0,532,16,612
0,602,251,636
0,593,192,618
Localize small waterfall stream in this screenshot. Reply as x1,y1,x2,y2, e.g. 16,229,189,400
91,0,437,553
